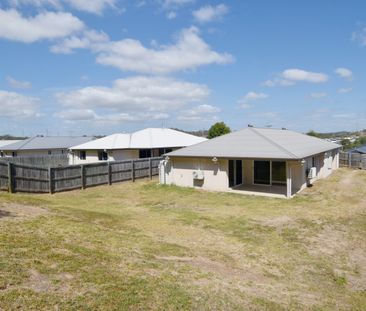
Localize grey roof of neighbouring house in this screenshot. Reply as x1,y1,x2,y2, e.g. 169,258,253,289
1,136,95,151
351,145,366,154
167,127,341,160
0,140,22,148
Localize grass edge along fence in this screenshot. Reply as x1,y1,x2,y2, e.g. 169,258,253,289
0,157,163,194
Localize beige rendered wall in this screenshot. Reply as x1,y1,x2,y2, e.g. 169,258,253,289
242,159,253,186
165,157,229,191
164,151,339,195
112,149,139,161
70,149,140,165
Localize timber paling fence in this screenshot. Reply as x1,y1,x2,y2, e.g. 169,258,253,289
0,154,69,167
0,157,163,194
339,152,366,169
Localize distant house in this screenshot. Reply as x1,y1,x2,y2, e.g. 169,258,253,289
160,127,341,198
350,145,366,154
1,136,94,158
0,140,22,157
69,128,207,165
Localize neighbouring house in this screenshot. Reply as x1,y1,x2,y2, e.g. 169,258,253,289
350,144,366,154
69,128,207,165
0,140,22,157
1,136,94,158
159,127,341,198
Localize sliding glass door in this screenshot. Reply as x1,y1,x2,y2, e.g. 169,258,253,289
272,161,286,185
254,161,270,185
254,160,286,185
228,160,243,187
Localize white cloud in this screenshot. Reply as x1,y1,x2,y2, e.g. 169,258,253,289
8,0,116,14
6,76,32,89
65,0,116,15
352,26,366,46
332,113,356,119
264,69,328,87
55,26,233,74
338,88,352,94
167,11,177,19
162,0,195,8
0,90,40,118
310,92,327,99
335,67,353,81
55,76,216,124
282,69,328,83
238,92,268,107
54,109,98,121
0,9,84,43
178,104,220,121
50,30,109,54
55,76,210,122
55,109,169,123
192,4,228,23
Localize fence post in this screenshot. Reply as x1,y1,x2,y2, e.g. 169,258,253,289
48,167,54,194
7,162,14,193
131,160,135,182
348,153,352,168
80,165,85,189
108,162,112,185
149,158,152,179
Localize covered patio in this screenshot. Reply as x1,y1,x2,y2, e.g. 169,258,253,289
226,158,293,198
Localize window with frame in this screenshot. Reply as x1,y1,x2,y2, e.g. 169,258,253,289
12,152,17,157
98,150,108,161
139,149,151,158
79,150,86,160
48,150,52,155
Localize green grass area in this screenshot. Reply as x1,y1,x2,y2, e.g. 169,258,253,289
0,168,365,310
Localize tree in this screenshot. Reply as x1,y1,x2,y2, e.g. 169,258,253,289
340,138,352,150
207,122,231,139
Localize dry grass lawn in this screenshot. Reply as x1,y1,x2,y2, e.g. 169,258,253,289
0,168,365,310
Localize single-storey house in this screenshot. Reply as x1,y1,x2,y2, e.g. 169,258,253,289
0,140,21,157
159,127,341,198
69,128,207,165
1,136,94,158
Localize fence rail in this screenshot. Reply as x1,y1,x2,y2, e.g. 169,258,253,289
0,157,163,194
339,152,366,169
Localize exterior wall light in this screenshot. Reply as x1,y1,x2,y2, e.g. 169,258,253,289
212,157,219,163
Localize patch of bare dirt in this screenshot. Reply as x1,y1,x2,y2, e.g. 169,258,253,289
339,169,359,187
25,269,53,293
0,203,48,221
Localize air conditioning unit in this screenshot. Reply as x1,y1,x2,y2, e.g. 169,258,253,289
308,167,317,179
192,170,204,180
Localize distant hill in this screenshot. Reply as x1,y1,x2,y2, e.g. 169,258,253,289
307,129,366,139
0,135,27,140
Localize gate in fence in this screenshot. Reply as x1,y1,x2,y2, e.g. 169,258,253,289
0,157,163,194
339,152,366,169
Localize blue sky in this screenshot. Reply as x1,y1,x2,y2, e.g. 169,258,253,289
0,0,365,136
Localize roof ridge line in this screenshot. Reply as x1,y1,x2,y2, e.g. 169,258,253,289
128,133,132,149
111,134,119,149
15,136,36,151
250,128,299,159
